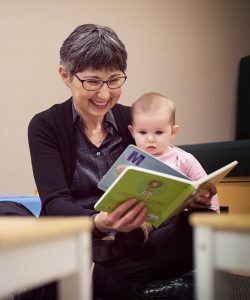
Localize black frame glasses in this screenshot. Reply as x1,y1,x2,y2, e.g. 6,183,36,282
74,73,127,91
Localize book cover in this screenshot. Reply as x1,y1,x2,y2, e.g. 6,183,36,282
98,144,188,191
95,161,238,228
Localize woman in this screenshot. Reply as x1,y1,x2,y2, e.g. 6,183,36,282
28,24,217,300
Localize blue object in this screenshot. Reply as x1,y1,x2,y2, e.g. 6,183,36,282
0,196,41,217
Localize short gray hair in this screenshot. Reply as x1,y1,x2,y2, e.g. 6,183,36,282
60,24,127,77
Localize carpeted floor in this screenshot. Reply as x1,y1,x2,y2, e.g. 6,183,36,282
1,273,250,300
230,273,250,300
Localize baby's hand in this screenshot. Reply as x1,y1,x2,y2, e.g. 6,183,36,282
186,183,217,210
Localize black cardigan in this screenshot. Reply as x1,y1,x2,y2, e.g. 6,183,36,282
28,98,134,216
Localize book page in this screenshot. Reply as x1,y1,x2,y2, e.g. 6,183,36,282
196,161,238,191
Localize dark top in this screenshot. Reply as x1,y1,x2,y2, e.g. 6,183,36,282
71,103,125,208
28,98,134,216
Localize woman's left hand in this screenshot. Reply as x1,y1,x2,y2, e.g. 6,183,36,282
186,183,217,210
94,198,148,233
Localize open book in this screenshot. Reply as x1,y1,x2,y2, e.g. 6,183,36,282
98,144,188,192
95,160,238,228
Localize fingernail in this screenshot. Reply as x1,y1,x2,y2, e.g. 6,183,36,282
129,198,137,204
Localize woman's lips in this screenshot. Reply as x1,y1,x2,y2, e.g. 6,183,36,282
90,99,109,109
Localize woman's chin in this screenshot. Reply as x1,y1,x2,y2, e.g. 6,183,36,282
87,101,110,117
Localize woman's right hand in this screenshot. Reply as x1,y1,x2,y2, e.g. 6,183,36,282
94,198,148,233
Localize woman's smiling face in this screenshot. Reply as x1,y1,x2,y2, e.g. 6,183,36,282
60,67,124,120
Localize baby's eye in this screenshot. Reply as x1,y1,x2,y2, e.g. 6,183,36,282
155,131,164,135
139,131,147,135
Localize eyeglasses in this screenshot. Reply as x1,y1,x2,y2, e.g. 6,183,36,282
74,74,127,91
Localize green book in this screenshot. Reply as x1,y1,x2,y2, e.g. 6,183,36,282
94,160,238,228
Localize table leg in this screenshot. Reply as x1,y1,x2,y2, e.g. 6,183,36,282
194,227,229,300
59,232,92,300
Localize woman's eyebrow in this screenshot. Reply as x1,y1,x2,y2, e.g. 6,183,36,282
81,73,124,79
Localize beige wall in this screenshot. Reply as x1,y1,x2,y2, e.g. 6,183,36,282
1,0,250,195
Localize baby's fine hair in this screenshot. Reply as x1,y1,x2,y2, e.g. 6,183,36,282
131,92,176,125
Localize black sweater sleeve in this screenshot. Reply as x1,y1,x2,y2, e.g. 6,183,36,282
28,101,95,216
28,100,134,218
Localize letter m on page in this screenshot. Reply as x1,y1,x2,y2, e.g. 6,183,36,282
127,151,145,166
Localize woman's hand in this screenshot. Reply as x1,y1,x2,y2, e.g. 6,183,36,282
186,183,217,210
94,198,148,233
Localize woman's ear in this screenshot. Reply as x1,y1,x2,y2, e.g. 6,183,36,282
59,66,70,87
128,125,134,138
171,124,180,138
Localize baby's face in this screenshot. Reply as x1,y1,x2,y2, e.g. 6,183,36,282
129,111,177,157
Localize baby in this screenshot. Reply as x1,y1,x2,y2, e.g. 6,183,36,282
128,92,219,212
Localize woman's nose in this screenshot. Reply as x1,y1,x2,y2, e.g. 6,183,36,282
97,83,110,100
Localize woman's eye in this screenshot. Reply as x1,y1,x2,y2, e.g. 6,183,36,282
86,80,101,86
109,78,119,84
